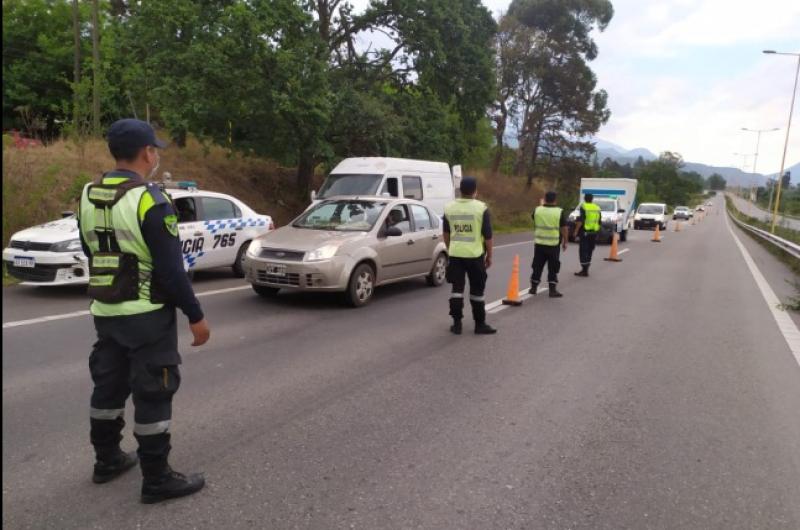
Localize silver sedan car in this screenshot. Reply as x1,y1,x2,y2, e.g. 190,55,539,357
244,197,449,306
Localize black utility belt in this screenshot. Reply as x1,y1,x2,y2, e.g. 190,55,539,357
87,252,140,303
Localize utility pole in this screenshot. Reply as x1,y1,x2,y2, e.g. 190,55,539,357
91,0,101,136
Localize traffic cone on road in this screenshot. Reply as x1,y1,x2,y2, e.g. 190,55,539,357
675,221,682,232
604,233,623,262
502,254,523,306
652,224,662,242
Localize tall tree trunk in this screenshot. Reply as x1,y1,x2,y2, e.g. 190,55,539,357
525,121,543,189
297,151,316,194
490,104,507,177
172,128,187,148
91,0,101,135
72,0,81,129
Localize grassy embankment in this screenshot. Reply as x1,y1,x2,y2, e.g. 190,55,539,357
2,138,544,284
725,195,800,310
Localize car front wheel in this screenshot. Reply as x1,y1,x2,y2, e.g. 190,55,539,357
346,263,375,307
232,241,251,278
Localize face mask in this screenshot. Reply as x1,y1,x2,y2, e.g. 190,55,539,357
147,150,160,179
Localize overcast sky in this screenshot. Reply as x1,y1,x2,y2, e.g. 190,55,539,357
351,0,799,174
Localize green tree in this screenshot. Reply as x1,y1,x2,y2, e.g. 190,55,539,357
706,173,727,191
2,0,91,138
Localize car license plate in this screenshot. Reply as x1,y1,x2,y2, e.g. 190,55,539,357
265,263,286,276
13,256,35,268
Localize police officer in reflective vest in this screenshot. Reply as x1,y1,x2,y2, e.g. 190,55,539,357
573,193,602,277
443,177,497,335
530,191,569,298
77,119,210,504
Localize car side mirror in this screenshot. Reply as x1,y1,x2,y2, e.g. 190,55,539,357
310,190,317,201
385,226,403,237
617,208,625,213
61,210,75,218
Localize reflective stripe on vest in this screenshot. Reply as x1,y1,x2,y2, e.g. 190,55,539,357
534,206,563,246
582,202,602,233
445,199,487,258
79,176,165,317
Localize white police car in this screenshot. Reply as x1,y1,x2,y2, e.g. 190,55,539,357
3,182,274,285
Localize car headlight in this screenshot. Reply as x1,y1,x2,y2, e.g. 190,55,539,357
246,239,263,258
51,239,83,252
634,214,642,221
305,244,338,262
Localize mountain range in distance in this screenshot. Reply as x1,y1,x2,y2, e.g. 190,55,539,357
591,138,798,187
504,136,796,187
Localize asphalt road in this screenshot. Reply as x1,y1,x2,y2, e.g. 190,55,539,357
728,193,800,231
3,199,800,529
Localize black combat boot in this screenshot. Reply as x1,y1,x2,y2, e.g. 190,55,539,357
529,281,540,295
141,466,206,504
574,266,589,277
92,450,139,484
450,319,463,335
475,322,498,335
548,283,563,298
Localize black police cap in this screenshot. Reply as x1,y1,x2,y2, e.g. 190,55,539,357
107,119,167,154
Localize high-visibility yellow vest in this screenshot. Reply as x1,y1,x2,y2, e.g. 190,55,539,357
79,174,167,317
445,198,487,258
533,206,563,246
582,202,602,233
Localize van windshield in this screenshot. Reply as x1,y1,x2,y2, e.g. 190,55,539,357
595,199,616,212
638,205,663,214
317,174,382,199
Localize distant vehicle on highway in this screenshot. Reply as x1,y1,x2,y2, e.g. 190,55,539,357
568,178,638,243
696,205,706,212
3,182,273,285
673,206,692,220
245,197,448,307
634,203,667,231
706,202,713,207
309,157,461,218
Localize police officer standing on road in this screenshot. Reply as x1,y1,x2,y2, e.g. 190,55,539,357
530,191,569,298
78,119,210,504
443,177,497,335
573,193,602,277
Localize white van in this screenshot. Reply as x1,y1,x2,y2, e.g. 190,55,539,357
311,157,461,217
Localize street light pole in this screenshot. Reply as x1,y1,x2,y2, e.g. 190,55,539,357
740,127,779,204
764,50,800,233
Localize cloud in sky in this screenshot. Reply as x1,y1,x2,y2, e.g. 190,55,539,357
350,0,799,173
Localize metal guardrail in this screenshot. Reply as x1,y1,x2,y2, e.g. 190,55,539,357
728,210,800,260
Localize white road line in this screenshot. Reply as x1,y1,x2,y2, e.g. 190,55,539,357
2,284,252,329
195,285,251,298
618,248,631,255
2,309,91,329
494,240,531,249
725,214,800,367
488,287,547,314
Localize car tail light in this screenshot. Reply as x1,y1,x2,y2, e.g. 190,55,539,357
268,220,275,231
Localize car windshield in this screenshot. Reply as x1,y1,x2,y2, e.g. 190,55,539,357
317,174,382,199
638,205,663,214
596,200,616,212
676,206,689,211
293,200,387,231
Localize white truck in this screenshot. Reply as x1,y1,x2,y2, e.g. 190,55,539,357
310,157,462,218
567,178,638,243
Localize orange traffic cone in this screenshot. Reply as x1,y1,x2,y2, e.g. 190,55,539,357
652,224,662,242
675,221,682,232
604,233,623,262
502,254,523,306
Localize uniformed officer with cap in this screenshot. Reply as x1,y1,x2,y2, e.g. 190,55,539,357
78,119,210,503
572,193,602,277
443,176,497,335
